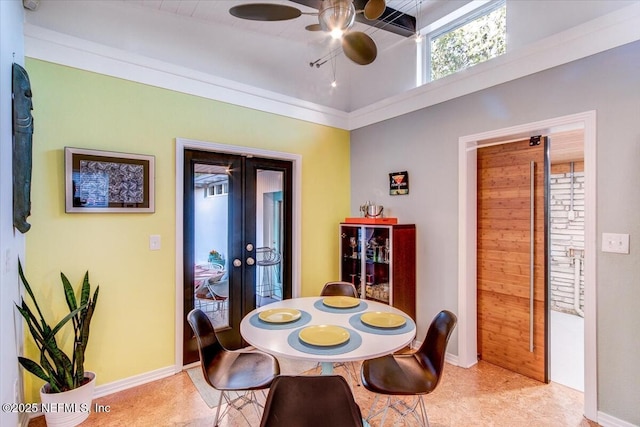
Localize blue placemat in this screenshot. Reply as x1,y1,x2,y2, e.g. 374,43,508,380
313,298,368,314
287,327,362,356
348,313,416,335
249,310,312,330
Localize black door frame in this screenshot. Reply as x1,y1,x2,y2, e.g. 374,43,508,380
177,139,299,367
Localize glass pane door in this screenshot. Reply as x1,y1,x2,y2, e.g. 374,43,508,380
193,163,231,329
364,226,390,304
183,150,292,363
255,169,285,307
340,225,363,297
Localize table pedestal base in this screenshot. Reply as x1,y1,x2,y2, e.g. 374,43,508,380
320,361,334,375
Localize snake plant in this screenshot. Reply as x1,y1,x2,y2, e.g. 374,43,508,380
15,260,99,393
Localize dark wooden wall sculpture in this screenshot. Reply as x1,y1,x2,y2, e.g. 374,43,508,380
12,63,34,233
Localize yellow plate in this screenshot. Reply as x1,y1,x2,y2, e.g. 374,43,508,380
298,325,350,346
361,312,406,328
322,296,360,308
258,308,302,323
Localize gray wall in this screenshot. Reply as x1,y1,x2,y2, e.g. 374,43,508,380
351,41,640,425
506,0,634,50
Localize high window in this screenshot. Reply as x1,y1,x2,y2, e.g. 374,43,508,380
428,1,506,81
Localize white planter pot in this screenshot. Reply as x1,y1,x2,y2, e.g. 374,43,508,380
39,372,96,427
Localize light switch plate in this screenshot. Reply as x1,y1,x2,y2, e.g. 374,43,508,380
149,235,161,251
601,233,629,254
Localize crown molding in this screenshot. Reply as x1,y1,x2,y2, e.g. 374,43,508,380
24,24,350,130
24,2,640,131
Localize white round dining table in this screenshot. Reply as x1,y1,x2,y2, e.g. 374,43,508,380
240,296,416,374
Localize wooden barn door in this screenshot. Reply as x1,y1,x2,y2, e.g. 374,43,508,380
477,137,549,382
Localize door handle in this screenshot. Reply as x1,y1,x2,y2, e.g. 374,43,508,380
233,259,242,267
246,257,255,266
529,160,535,353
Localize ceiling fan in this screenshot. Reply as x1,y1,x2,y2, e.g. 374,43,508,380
229,0,388,65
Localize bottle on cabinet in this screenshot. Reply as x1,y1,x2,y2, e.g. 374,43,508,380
339,222,416,320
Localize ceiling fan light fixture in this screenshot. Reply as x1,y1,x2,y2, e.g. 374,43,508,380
330,28,344,39
363,0,386,20
318,0,356,33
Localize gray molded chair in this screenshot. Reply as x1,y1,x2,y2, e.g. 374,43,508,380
259,375,364,427
187,309,280,426
360,310,457,427
320,281,359,298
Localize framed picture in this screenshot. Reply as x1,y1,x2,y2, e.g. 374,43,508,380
65,147,155,213
389,171,409,195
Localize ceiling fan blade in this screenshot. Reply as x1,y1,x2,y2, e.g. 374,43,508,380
229,4,302,21
305,23,323,31
363,0,386,20
342,31,377,65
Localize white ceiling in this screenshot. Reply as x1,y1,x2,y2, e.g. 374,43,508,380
25,0,472,111
123,1,418,41
117,0,463,112
23,0,640,126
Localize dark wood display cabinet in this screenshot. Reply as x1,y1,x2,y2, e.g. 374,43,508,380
339,223,416,320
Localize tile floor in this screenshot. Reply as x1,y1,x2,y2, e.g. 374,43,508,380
28,360,596,427
550,310,585,392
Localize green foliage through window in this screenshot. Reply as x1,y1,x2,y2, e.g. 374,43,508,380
430,3,506,81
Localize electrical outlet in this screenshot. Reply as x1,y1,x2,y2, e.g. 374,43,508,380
601,233,629,254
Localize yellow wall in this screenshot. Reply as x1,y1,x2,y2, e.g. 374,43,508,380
22,59,350,401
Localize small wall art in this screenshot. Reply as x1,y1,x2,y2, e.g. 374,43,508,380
389,171,409,195
65,147,155,213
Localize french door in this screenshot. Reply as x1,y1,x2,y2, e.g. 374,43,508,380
476,137,549,382
183,150,292,364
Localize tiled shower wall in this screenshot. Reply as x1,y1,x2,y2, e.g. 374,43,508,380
549,163,585,315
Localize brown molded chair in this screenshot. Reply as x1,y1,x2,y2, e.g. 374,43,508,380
319,281,360,385
187,309,280,426
320,281,359,298
360,310,457,427
259,375,364,427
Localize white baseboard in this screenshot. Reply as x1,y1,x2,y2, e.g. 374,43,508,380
444,352,460,367
598,411,639,427
25,366,176,423
93,365,175,399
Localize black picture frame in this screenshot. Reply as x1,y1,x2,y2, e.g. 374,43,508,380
65,147,155,213
389,171,409,195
